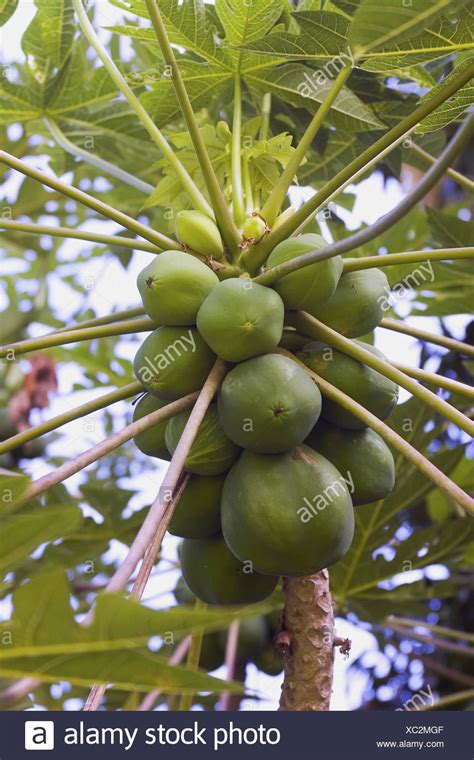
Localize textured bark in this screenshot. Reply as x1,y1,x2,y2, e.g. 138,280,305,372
279,570,334,711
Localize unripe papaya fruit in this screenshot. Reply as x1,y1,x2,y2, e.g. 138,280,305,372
254,644,283,676
197,279,285,362
132,393,170,460
137,251,218,326
266,233,343,314
217,615,268,662
168,473,225,538
176,210,224,259
222,445,354,577
305,418,395,505
300,341,399,430
217,353,321,453
165,403,240,476
180,534,278,605
133,326,216,399
242,215,267,243
310,269,388,338
174,576,195,606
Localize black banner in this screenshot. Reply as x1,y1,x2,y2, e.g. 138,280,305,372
1,710,472,759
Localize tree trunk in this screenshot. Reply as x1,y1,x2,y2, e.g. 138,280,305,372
279,570,334,711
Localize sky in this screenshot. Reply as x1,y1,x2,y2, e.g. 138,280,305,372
0,1,469,712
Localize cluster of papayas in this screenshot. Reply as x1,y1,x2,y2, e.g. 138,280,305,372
132,221,398,611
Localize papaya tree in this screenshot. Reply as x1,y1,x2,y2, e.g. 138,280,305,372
0,0,473,714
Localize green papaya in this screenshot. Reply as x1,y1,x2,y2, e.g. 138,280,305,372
197,279,285,362
165,403,240,475
217,616,268,662
300,341,399,430
266,233,343,314
310,269,389,338
305,418,395,505
176,210,224,259
133,326,216,399
132,393,170,459
217,353,321,453
221,445,354,577
180,534,278,605
242,215,267,243
254,644,283,676
174,576,196,606
137,251,219,326
168,473,225,538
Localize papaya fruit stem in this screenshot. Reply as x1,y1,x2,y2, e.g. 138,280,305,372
278,348,474,516
380,317,474,358
262,65,352,228
279,571,335,711
0,219,163,254
0,317,156,360
143,0,241,256
178,598,208,711
344,247,474,272
71,0,212,218
247,65,474,272
289,312,474,437
0,150,178,252
43,118,155,195
0,381,143,456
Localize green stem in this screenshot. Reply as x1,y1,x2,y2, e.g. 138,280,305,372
71,0,211,216
178,598,207,711
410,142,474,193
0,382,142,455
254,115,474,283
143,0,241,255
262,65,352,226
0,219,162,254
242,154,254,215
0,317,155,359
380,317,474,357
292,126,416,238
44,118,154,195
0,150,178,251
288,312,474,437
421,689,474,711
23,393,199,503
344,247,474,272
392,363,474,400
248,63,474,271
55,307,146,334
259,93,272,141
279,348,474,516
232,71,245,226
385,617,474,643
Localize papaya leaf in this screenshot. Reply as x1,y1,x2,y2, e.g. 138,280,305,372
215,0,285,46
245,63,384,131
0,0,18,26
348,0,470,56
0,569,279,693
241,10,351,60
427,207,474,249
24,0,75,69
415,54,474,133
0,504,82,577
0,470,31,515
360,8,474,72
